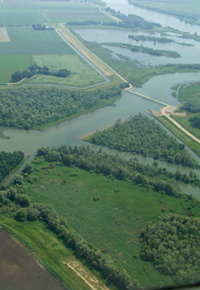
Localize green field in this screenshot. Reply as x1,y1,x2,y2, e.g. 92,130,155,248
1,27,74,55
172,114,200,139
21,156,200,289
23,54,105,87
172,81,200,103
0,55,31,84
0,8,49,25
33,1,114,23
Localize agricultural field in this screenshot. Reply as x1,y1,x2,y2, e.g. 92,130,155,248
0,27,10,42
25,54,105,87
22,156,200,289
0,228,65,290
3,0,35,7
0,55,31,84
0,27,74,55
33,1,114,23
0,8,49,26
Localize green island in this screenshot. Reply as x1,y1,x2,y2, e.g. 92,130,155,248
128,35,174,43
104,43,181,58
0,0,200,289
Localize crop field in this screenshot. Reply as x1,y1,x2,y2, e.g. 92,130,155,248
22,157,200,289
33,1,114,23
0,8,49,25
0,27,10,42
3,0,35,7
0,27,74,55
25,54,105,87
0,228,65,290
0,55,31,84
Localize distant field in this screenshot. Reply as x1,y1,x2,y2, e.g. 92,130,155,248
0,8,49,25
25,54,105,87
33,1,114,23
0,55,31,84
0,27,10,42
3,0,34,7
0,27,74,55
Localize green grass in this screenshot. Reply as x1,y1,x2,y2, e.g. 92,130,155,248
22,54,105,87
0,55,31,84
21,157,200,289
0,215,93,290
0,8,49,26
1,27,74,55
155,115,200,156
172,114,200,139
173,81,200,103
33,1,114,23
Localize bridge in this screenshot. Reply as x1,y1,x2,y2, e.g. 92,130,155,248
126,88,169,106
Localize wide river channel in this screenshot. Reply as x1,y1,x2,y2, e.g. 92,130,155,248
1,0,200,198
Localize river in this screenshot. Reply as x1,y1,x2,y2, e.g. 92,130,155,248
1,0,200,198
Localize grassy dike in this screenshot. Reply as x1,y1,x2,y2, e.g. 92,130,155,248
155,115,200,156
0,216,93,290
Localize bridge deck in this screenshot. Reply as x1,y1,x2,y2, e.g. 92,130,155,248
128,89,169,106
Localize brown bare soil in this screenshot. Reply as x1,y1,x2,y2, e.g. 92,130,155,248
0,228,65,290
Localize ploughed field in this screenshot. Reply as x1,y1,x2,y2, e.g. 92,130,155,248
0,228,65,290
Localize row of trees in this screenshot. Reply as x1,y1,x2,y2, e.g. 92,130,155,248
140,214,200,285
11,63,70,83
0,86,121,129
87,114,198,168
0,185,141,290
181,95,200,113
36,145,200,196
0,151,24,183
106,43,180,58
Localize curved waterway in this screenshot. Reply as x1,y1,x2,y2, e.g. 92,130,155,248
104,0,200,34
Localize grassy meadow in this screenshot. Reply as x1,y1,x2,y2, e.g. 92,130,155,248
24,54,105,87
19,156,200,289
0,55,31,84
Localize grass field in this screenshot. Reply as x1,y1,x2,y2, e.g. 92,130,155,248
172,81,200,103
156,115,200,156
21,156,200,289
0,8,49,26
0,215,95,290
33,1,114,23
172,114,200,139
23,54,105,87
0,27,74,55
0,27,10,42
58,26,114,77
0,55,31,84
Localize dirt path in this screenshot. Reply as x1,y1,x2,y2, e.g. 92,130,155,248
64,259,109,290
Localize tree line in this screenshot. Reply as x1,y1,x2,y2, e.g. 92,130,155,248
140,214,200,285
0,166,141,290
128,35,174,43
11,63,70,83
86,114,198,168
0,86,121,129
0,151,24,183
36,145,200,196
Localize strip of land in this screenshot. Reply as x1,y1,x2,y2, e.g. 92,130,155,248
0,27,10,42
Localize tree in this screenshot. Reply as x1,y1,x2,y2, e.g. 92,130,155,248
15,208,28,221
22,162,33,174
17,194,30,207
11,71,23,82
13,174,24,185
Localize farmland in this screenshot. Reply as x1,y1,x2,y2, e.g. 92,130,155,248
25,54,105,87
0,228,65,290
0,27,10,42
0,8,49,26
20,155,200,289
33,1,114,23
0,55,31,84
